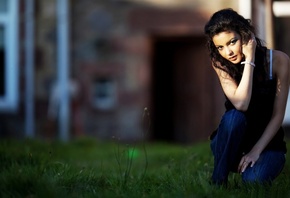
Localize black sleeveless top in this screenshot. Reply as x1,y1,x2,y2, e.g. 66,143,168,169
225,48,287,154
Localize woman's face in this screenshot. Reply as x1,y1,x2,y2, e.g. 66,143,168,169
212,30,243,64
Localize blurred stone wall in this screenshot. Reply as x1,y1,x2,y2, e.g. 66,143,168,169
3,0,240,141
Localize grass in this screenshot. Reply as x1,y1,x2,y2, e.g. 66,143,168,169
0,137,290,198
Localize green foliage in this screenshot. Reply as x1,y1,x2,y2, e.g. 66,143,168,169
0,137,290,197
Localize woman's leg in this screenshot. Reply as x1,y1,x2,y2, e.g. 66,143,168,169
242,150,285,184
211,109,247,185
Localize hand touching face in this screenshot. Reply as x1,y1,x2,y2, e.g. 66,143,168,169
242,34,257,62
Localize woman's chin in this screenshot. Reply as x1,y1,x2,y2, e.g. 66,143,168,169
230,60,239,64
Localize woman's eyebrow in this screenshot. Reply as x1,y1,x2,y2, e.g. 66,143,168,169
215,37,237,47
226,37,237,45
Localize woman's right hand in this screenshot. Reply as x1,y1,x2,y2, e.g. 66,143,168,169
242,35,257,62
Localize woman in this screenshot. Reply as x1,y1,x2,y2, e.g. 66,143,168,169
204,8,290,185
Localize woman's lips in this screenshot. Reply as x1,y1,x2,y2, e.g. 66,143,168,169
229,55,237,61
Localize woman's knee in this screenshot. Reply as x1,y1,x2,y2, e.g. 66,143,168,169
242,169,273,184
220,109,247,133
242,151,285,184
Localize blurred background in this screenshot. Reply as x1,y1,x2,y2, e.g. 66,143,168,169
0,0,290,143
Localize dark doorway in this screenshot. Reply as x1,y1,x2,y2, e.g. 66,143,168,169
151,37,176,142
150,35,222,144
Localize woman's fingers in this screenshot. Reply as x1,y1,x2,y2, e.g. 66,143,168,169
238,158,245,173
250,160,255,167
239,160,248,173
238,157,255,173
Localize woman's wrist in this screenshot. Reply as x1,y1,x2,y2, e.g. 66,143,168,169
245,58,255,62
241,61,255,67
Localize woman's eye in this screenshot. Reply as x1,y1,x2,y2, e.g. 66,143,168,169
230,39,237,45
217,46,223,51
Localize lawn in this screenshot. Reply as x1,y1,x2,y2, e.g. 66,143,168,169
0,137,290,198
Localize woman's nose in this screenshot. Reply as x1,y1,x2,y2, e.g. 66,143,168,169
225,47,233,56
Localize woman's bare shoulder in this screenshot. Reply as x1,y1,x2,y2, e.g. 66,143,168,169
273,49,290,64
272,49,290,77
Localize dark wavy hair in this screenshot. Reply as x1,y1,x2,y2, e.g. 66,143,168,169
204,8,267,82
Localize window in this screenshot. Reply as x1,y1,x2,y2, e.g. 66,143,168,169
0,0,19,112
93,78,117,110
0,26,5,97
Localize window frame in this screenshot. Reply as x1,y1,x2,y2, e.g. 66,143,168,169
0,0,19,112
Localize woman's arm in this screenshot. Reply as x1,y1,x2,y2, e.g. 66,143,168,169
213,38,256,111
238,50,290,173
213,63,254,111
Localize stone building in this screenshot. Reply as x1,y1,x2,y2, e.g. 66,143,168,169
1,0,289,143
